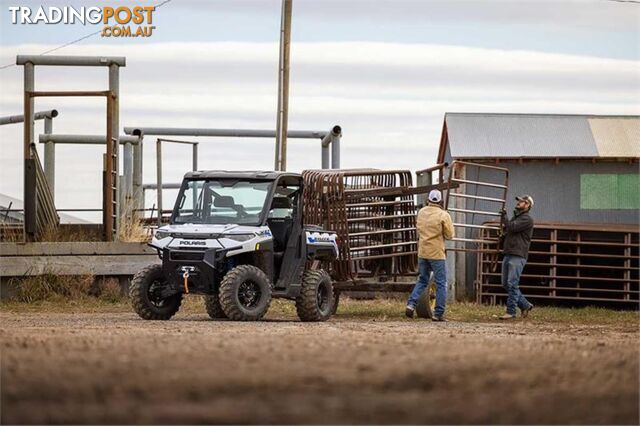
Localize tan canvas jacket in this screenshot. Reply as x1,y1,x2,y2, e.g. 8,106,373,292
416,203,455,260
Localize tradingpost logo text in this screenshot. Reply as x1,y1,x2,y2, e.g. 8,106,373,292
8,5,157,38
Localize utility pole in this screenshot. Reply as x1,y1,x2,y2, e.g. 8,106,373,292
274,0,292,171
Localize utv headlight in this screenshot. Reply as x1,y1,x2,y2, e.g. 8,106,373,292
154,230,171,240
224,233,254,242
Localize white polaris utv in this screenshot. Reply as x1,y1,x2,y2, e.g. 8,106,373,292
130,171,339,322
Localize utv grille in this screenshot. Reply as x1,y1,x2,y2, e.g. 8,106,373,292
170,250,206,262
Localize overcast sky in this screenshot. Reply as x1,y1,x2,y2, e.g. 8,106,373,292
1,0,639,220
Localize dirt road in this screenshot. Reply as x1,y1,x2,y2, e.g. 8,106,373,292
1,309,638,424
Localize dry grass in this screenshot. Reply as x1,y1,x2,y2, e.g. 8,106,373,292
38,224,102,242
96,277,125,302
8,274,94,303
117,198,151,242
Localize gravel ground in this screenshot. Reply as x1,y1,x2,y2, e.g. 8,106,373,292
1,310,638,424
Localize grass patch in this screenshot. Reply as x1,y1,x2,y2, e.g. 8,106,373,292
1,292,637,327
329,297,638,326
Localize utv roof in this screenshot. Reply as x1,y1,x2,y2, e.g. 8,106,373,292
184,170,301,180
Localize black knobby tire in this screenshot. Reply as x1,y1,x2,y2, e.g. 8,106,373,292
130,264,182,320
296,269,334,322
219,265,272,321
416,280,436,319
204,293,227,319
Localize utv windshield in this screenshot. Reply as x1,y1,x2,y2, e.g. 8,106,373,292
172,179,273,225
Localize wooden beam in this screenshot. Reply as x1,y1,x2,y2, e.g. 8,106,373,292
0,242,155,257
0,254,159,277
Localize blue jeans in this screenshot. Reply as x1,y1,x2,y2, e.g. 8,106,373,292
502,255,532,315
407,258,447,317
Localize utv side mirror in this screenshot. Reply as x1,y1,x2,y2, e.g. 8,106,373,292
213,195,235,208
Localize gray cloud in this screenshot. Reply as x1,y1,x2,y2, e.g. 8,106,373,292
0,41,638,219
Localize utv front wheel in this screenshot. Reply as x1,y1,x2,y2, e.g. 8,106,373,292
296,270,334,322
219,265,272,321
130,264,182,320
204,293,227,319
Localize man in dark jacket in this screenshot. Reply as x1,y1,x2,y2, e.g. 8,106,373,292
499,194,535,320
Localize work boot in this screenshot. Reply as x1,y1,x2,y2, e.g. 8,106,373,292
499,313,516,320
431,315,447,322
405,305,415,319
521,304,534,318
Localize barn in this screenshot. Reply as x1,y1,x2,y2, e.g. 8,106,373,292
436,113,639,307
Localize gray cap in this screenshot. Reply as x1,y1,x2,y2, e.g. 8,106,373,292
516,194,534,208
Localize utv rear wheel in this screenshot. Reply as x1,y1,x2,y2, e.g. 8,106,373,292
204,293,227,319
296,270,334,322
130,264,182,320
219,265,271,321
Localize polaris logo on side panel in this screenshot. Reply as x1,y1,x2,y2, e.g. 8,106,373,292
179,240,206,246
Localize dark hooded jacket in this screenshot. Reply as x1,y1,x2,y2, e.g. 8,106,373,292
502,210,534,259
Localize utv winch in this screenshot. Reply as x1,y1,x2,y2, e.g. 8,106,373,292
130,171,339,322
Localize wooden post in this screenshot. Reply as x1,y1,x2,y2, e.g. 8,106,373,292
274,0,292,171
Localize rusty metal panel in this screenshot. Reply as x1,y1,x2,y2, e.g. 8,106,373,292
477,222,639,307
302,169,418,283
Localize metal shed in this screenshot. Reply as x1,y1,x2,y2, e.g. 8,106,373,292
436,113,639,307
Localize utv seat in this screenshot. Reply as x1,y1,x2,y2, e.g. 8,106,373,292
267,196,293,253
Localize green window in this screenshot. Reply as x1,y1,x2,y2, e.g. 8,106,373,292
580,174,640,209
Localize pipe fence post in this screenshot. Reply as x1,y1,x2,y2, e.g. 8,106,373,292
44,115,55,199
133,136,144,218
156,139,163,227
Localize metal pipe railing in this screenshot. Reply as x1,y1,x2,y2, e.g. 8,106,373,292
0,109,58,125
17,55,126,67
38,134,140,144
449,192,505,203
451,178,508,189
125,126,329,139
448,208,502,217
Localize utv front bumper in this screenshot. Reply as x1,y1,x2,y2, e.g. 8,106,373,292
161,247,226,294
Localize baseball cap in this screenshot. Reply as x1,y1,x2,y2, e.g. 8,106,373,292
428,189,442,203
516,194,534,208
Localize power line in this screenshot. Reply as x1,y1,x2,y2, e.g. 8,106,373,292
0,0,172,71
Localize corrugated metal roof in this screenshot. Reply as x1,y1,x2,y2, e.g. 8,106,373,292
588,117,640,158
443,113,639,159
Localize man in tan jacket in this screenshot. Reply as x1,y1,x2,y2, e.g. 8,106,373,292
405,189,455,321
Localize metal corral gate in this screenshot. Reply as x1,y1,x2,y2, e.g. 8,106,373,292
444,161,509,260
